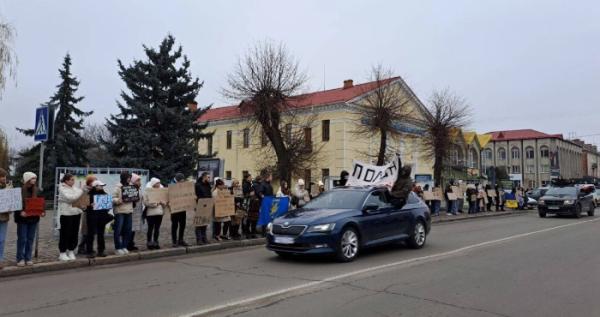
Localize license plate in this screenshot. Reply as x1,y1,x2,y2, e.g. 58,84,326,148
548,206,559,210
274,236,295,244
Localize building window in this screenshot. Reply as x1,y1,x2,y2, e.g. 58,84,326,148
540,146,549,158
541,164,550,173
243,128,250,148
207,135,213,155
225,171,232,180
526,147,535,159
304,127,312,152
321,168,330,180
526,165,535,173
261,130,268,147
322,120,330,142
512,165,521,174
226,130,232,149
498,148,506,161
511,147,520,160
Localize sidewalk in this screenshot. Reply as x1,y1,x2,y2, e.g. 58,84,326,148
0,208,531,278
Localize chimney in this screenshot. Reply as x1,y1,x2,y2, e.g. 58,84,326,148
343,79,353,89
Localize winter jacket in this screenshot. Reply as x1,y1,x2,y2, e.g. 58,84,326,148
0,182,10,222
292,186,310,208
143,190,164,217
14,186,40,224
242,180,253,197
112,183,134,214
57,183,84,217
195,180,212,199
257,181,274,198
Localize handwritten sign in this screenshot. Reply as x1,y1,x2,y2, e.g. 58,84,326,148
215,194,235,218
422,191,434,201
24,198,45,216
194,198,213,226
432,188,443,201
447,193,458,201
487,190,497,197
168,182,196,213
146,188,169,205
93,195,113,211
451,186,462,198
0,188,22,213
121,185,140,203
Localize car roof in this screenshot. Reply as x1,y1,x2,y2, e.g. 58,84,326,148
331,185,388,192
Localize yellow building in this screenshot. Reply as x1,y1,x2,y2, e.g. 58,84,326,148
197,77,434,186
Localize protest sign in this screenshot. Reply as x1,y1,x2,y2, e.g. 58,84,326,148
93,195,113,210
168,182,196,213
72,192,90,210
346,156,400,188
459,183,467,195
432,188,443,200
258,196,290,226
451,186,462,198
0,188,22,213
422,191,434,201
215,194,235,218
24,197,45,216
146,188,169,205
447,193,458,201
194,198,213,226
487,190,497,197
121,185,140,203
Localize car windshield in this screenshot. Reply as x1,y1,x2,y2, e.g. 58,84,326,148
303,190,367,210
545,187,577,197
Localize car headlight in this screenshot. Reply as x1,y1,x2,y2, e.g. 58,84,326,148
563,200,574,205
307,223,336,233
538,199,545,205
266,222,273,234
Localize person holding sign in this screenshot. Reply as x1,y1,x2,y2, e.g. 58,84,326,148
170,173,190,247
127,173,142,252
85,180,111,258
212,178,231,241
229,179,243,240
194,172,212,245
292,179,310,209
14,172,45,267
0,168,11,269
56,174,85,262
112,171,134,255
144,178,165,250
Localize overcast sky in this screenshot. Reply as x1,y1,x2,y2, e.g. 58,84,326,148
1,0,599,149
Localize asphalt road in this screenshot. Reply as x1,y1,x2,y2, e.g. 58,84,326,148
1,212,599,317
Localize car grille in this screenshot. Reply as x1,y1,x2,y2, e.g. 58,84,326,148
272,225,307,236
545,200,563,206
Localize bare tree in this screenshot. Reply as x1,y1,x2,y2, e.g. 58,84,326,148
418,89,470,185
351,65,414,165
0,22,17,99
0,127,9,171
83,122,114,166
223,41,321,184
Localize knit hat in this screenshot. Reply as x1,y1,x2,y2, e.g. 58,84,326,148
23,172,37,184
146,177,161,188
175,173,185,182
131,173,141,184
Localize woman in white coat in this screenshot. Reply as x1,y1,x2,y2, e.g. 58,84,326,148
57,173,84,261
143,178,166,250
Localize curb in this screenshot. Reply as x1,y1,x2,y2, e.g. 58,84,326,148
0,238,266,278
0,211,530,278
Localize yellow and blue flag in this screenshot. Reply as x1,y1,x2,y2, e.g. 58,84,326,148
258,196,290,226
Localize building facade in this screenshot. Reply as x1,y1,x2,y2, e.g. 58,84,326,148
197,78,434,186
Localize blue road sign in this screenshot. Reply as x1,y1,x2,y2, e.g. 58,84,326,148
34,106,49,142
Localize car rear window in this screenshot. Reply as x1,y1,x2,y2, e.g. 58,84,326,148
303,190,366,209
545,187,577,196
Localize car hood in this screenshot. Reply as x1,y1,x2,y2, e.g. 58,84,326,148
541,195,575,200
274,208,360,225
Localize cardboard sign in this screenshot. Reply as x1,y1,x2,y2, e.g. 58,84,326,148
422,191,434,201
451,186,462,198
0,188,22,213
459,183,467,195
432,188,443,201
146,188,169,205
24,198,45,216
487,190,497,198
447,193,458,201
194,198,213,226
233,188,243,197
72,192,90,210
168,182,196,213
93,194,113,211
215,194,235,218
121,185,140,203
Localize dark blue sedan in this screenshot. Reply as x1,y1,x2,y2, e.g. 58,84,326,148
266,186,432,262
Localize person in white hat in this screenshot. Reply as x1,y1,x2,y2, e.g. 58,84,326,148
15,172,44,267
143,178,165,250
292,179,310,208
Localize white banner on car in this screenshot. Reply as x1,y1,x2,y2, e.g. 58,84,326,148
346,156,400,188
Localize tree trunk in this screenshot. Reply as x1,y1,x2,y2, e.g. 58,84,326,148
434,153,443,187
377,129,387,166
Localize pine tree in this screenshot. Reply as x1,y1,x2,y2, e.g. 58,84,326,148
15,54,92,194
105,35,212,181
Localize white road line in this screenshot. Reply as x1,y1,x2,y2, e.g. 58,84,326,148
181,217,600,317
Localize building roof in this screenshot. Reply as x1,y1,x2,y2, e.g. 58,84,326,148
486,129,563,141
463,131,477,145
477,134,492,147
199,77,400,122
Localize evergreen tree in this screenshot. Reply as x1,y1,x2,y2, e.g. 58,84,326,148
15,54,92,194
105,35,212,181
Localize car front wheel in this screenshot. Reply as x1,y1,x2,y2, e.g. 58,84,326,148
407,221,427,249
589,203,595,217
336,227,359,262
538,211,546,218
574,204,582,218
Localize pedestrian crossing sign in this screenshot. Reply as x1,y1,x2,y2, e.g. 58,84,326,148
34,106,49,142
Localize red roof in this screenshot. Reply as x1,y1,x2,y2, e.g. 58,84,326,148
199,77,398,122
487,129,563,141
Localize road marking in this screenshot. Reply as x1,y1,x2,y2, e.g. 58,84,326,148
181,217,600,317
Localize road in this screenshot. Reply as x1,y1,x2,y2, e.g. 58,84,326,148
1,212,599,317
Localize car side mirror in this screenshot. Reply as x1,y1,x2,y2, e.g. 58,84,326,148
363,204,379,213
